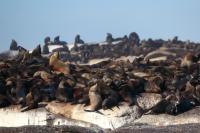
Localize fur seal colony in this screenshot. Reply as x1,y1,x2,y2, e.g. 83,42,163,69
0,32,200,117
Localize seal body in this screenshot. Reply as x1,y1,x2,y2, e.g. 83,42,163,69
85,84,102,111
49,52,70,75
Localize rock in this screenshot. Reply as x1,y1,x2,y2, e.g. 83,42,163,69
0,126,101,133
1,33,200,132
114,124,200,133
133,106,200,126
144,49,176,61
132,72,150,78
46,101,143,129
136,93,162,110
149,56,167,62
0,105,102,131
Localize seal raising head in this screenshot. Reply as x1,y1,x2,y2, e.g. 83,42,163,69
49,52,70,75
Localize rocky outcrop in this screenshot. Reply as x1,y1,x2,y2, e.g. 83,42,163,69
46,101,143,129
0,104,200,132
133,106,200,126
0,105,101,129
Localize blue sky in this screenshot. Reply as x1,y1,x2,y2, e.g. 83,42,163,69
0,0,200,51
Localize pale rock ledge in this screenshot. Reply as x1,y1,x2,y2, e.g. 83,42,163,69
45,101,143,129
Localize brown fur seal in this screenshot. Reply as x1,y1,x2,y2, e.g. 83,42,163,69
21,78,43,112
102,90,120,110
55,79,73,102
15,75,28,106
49,52,70,75
31,45,41,57
0,94,11,108
181,53,198,68
21,91,39,112
145,76,164,93
118,83,135,106
21,51,31,64
33,71,52,82
84,83,102,112
195,85,200,101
